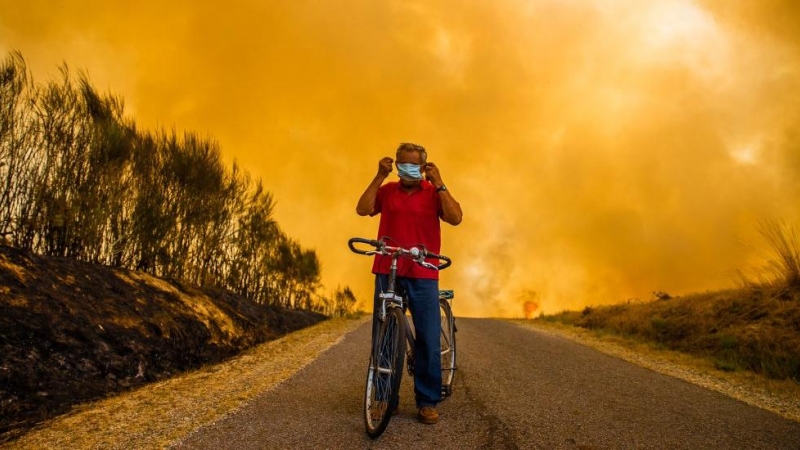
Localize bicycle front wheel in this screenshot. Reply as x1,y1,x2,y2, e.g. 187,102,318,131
440,299,456,397
364,307,406,438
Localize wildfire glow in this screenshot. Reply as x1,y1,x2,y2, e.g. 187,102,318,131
1,0,798,316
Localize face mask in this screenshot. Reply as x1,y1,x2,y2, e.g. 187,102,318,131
397,163,423,181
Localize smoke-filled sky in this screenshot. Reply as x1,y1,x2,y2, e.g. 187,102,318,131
2,0,799,316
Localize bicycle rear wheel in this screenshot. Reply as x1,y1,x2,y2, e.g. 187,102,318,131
439,298,456,397
364,307,406,438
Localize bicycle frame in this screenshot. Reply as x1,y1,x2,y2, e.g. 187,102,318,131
376,252,405,323
349,237,453,438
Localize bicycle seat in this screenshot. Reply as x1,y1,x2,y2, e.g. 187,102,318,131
438,290,454,300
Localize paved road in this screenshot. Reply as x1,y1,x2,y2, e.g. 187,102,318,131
173,319,800,449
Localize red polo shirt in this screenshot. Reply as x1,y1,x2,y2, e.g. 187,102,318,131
370,180,442,280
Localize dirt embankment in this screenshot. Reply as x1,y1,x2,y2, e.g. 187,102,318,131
0,245,326,441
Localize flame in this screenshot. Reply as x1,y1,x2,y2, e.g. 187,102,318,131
523,301,539,320
520,289,539,319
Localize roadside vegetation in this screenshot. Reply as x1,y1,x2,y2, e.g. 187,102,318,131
0,51,361,441
0,244,329,442
540,220,800,382
0,50,345,311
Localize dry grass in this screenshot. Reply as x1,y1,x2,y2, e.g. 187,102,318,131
513,319,800,424
757,219,800,290
543,285,800,381
6,316,368,450
540,221,800,382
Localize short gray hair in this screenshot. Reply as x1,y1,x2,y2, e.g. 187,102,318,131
396,142,427,164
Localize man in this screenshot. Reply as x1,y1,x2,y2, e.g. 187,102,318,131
356,142,463,425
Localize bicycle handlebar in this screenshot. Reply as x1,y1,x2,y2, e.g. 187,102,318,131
348,237,382,255
348,237,452,270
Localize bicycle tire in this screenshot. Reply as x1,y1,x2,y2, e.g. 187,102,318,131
439,299,456,397
364,307,406,438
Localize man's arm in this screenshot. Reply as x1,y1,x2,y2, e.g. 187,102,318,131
424,162,463,226
438,189,463,226
356,157,393,216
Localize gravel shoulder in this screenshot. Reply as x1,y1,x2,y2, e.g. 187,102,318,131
511,319,800,424
4,316,368,450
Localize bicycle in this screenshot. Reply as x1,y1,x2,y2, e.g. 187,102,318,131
348,237,457,438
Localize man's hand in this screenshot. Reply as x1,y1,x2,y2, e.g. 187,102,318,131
423,162,444,188
358,157,393,216
425,161,462,225
378,157,394,178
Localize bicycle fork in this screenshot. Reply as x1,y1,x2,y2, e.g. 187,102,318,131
377,291,403,321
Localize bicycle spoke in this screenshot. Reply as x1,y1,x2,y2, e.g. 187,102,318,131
364,308,405,437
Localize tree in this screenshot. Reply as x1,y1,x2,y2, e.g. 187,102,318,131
332,286,357,317
0,51,39,245
0,51,328,313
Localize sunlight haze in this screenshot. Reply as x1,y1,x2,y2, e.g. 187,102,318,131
2,0,798,316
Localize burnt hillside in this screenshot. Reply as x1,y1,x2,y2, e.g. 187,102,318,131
0,245,326,441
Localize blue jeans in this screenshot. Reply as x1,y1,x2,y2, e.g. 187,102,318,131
373,274,441,408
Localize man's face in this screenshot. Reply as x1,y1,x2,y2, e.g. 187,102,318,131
396,151,424,187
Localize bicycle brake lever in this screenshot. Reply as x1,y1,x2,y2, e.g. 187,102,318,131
420,261,438,270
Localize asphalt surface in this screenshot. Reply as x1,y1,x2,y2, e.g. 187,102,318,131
173,318,800,449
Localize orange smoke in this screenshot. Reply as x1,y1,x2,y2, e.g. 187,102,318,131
523,301,539,320
3,1,800,317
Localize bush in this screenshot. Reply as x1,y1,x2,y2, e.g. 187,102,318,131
538,284,800,381
758,219,800,291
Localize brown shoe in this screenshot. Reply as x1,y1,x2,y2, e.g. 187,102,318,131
417,406,439,424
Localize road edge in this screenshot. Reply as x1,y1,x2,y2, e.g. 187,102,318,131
509,319,800,424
